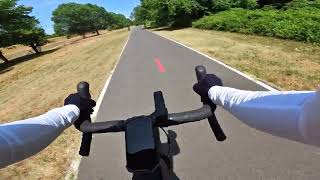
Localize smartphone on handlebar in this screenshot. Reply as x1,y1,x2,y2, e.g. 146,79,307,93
76,65,226,180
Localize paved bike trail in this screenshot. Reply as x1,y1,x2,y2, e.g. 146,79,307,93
77,28,320,180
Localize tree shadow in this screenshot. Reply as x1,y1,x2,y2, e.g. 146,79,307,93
153,27,186,31
0,47,60,73
0,66,14,75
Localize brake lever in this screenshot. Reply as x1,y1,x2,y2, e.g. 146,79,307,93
77,82,93,156
195,66,226,141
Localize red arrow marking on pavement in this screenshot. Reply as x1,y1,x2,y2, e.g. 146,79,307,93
155,58,166,73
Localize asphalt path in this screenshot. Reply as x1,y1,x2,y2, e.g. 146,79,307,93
77,28,320,180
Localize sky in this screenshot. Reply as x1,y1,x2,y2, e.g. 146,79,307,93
18,0,141,35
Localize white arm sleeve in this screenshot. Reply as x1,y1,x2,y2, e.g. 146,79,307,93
208,86,320,147
0,105,80,168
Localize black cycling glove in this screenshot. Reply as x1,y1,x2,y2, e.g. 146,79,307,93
64,93,96,130
193,74,223,99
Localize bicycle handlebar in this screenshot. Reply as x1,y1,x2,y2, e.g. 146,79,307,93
77,82,93,156
76,65,226,156
195,66,226,141
78,104,213,134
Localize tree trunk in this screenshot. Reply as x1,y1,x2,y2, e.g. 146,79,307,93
96,29,100,35
30,44,40,54
82,33,86,39
0,50,9,63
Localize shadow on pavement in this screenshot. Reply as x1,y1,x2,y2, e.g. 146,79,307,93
132,130,181,180
161,130,180,180
153,27,185,31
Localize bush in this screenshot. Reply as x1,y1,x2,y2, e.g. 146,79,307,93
213,0,232,11
232,0,257,9
192,7,320,43
285,0,310,9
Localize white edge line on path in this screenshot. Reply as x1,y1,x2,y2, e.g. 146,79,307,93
65,30,132,180
92,31,132,117
150,30,277,91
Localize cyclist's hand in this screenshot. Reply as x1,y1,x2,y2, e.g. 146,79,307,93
64,93,96,130
193,74,223,98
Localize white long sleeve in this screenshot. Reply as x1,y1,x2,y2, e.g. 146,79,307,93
208,86,320,147
0,105,80,168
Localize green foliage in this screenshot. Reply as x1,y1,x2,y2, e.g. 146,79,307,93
0,0,46,55
131,5,148,25
312,0,320,8
213,0,232,11
13,19,47,49
108,12,132,30
285,0,310,9
167,0,203,27
140,0,170,27
52,3,95,37
232,0,258,9
52,3,130,36
193,7,320,43
257,0,293,8
86,4,110,33
131,0,260,28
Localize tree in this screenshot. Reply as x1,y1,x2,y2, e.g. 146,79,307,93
195,0,215,16
52,3,92,38
14,23,47,53
257,0,293,8
85,4,109,35
0,33,10,63
108,12,132,29
232,0,257,9
0,0,46,63
167,0,203,27
131,5,148,25
213,0,232,12
0,28,12,63
52,3,130,37
135,0,204,27
286,0,309,9
138,0,170,27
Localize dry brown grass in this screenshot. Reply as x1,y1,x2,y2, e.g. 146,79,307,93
155,28,320,90
0,29,129,179
1,32,100,62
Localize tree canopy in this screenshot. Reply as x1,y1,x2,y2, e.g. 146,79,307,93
52,3,131,37
0,0,46,63
0,1,131,63
131,0,299,27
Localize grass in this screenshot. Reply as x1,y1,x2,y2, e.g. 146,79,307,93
0,29,129,179
154,28,320,90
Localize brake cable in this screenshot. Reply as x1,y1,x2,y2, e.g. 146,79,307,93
160,127,171,157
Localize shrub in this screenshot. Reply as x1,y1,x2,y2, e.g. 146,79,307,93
213,0,232,11
286,0,310,9
232,0,258,9
193,8,320,43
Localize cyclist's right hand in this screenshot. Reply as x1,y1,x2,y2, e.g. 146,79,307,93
64,93,96,130
193,74,223,98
